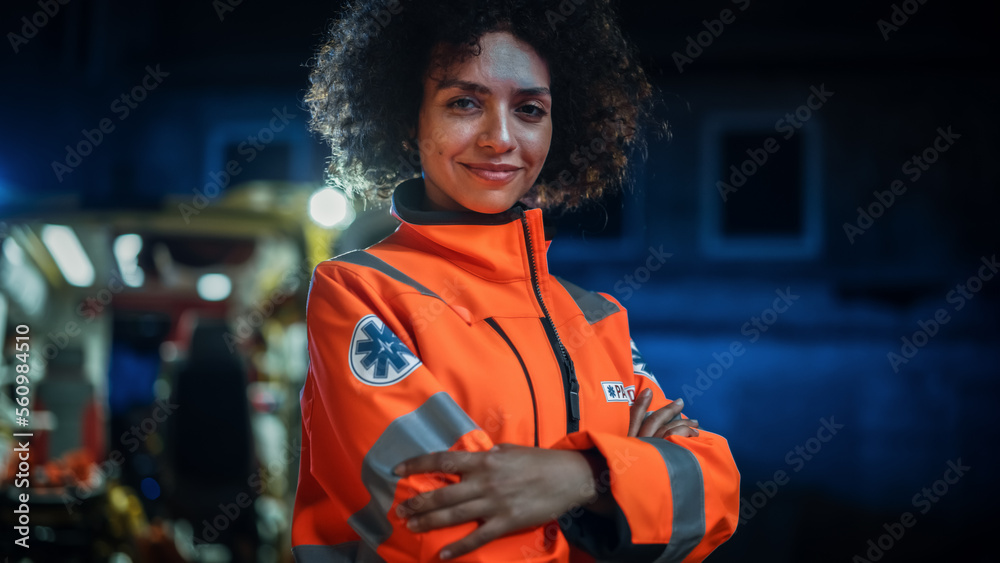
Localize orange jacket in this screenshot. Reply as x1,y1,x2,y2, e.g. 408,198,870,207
292,178,740,562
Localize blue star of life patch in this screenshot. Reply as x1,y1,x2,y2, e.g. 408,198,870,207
349,314,422,386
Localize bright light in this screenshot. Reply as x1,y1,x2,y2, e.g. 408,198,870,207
1,238,46,316
41,225,95,287
197,273,231,301
309,188,355,228
113,233,144,287
114,233,142,257
2,238,24,265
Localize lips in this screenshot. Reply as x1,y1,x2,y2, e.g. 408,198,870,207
461,163,521,183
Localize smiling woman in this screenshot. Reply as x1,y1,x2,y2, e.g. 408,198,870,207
293,1,740,562
417,32,553,214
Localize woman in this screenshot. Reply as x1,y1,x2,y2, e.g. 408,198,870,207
292,1,740,561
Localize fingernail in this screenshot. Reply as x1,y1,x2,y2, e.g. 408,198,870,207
440,549,452,560
393,463,405,476
642,388,652,398
675,398,684,407
406,519,417,531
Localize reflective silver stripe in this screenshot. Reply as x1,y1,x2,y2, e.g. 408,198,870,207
637,438,706,562
292,541,385,562
554,276,620,324
348,392,479,550
335,250,443,301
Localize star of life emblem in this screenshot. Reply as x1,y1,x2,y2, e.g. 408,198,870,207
601,381,635,405
349,314,422,386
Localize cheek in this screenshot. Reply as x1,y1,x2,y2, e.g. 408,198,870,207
420,120,468,160
525,128,553,165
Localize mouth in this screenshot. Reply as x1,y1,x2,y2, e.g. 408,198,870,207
460,163,521,183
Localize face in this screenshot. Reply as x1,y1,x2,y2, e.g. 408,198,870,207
415,31,553,214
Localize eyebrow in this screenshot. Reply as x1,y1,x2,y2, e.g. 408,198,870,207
435,78,550,98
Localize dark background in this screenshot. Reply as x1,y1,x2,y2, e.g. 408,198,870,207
1,0,998,561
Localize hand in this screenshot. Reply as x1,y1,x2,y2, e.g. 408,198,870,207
628,389,699,438
393,444,597,560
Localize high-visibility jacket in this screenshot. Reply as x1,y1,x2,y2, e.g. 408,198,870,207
292,178,740,562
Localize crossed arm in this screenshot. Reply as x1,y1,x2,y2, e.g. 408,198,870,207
394,390,700,560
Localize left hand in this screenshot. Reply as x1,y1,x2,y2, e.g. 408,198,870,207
628,389,699,438
393,444,597,560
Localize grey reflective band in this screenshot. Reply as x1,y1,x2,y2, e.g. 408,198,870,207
637,438,706,562
292,541,385,562
348,392,479,550
554,276,621,324
335,250,444,301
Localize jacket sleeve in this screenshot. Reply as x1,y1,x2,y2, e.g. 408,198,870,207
296,262,558,562
551,299,740,563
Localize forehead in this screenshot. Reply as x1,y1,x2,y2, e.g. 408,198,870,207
427,32,550,89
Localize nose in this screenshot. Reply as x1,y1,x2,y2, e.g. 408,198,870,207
477,106,516,153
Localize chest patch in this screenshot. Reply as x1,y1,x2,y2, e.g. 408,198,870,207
349,314,422,386
601,381,636,405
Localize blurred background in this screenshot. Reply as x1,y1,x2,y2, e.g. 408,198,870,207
0,0,997,561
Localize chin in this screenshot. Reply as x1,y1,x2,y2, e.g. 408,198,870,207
461,195,522,214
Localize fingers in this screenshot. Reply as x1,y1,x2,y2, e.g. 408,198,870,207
400,498,492,533
653,419,699,439
394,450,479,478
438,519,508,560
637,398,685,438
627,388,653,437
397,480,479,520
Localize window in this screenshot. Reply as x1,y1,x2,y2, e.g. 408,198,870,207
699,111,823,259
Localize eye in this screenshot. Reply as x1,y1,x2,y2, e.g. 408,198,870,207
518,103,548,119
448,97,477,110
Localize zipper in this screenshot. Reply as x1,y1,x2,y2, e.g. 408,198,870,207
518,210,580,434
484,318,539,447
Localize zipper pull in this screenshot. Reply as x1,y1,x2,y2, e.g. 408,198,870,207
568,368,580,423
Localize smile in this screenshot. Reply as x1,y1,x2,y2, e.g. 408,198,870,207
460,163,521,183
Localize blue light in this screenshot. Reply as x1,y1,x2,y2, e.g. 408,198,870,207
141,477,161,500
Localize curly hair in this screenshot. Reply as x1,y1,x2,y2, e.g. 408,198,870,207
306,0,667,209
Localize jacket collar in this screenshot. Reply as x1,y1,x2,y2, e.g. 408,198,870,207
387,177,552,282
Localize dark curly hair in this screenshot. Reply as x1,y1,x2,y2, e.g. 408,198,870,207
306,0,667,209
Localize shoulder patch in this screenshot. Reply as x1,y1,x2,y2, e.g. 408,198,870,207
631,339,663,394
631,339,654,378
349,314,422,386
